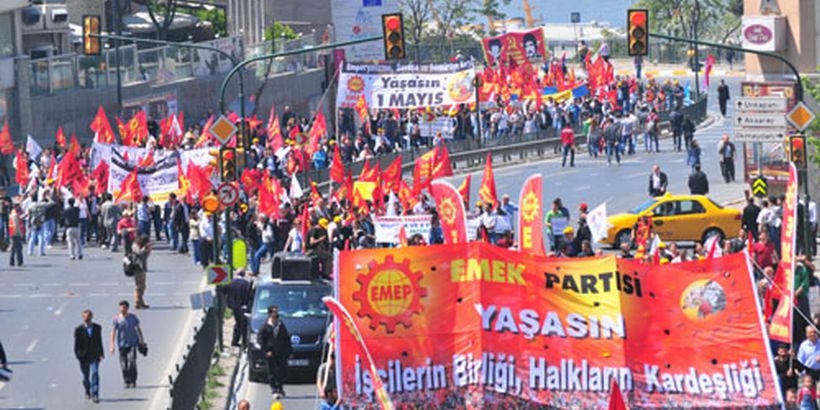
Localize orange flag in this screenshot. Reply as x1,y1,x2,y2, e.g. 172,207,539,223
115,117,130,145
115,167,142,203
195,115,215,148
381,155,402,193
69,133,81,156
0,121,13,155
128,111,149,145
15,149,29,187
457,174,471,205
429,180,468,244
517,174,545,256
329,143,344,183
266,106,284,152
90,106,116,144
355,94,368,122
478,153,497,208
55,125,67,149
307,110,327,157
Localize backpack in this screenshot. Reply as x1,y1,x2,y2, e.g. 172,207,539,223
122,255,139,277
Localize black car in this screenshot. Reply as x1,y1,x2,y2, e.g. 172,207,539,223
247,279,332,383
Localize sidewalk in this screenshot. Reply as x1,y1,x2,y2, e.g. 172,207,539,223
607,58,745,78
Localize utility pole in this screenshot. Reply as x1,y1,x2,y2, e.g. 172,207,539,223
692,0,700,96
113,0,123,114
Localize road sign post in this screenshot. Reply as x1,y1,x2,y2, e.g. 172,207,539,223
206,263,232,352
751,176,768,197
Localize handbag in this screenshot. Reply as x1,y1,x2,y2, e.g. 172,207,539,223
123,256,137,277
137,342,148,357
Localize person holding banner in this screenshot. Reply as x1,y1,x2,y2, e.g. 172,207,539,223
794,254,815,344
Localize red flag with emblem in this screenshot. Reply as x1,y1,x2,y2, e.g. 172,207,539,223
128,111,149,146
90,160,109,194
306,110,327,157
241,168,263,195
457,174,471,205
57,151,82,188
266,106,284,152
517,174,545,256
15,149,29,187
116,117,130,145
195,115,215,148
186,162,213,200
90,106,116,144
330,143,344,183
381,155,402,192
55,125,67,148
258,174,282,218
68,133,81,156
0,121,13,155
429,180,468,244
478,153,497,208
115,167,142,203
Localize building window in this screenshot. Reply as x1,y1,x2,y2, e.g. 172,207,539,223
0,13,13,57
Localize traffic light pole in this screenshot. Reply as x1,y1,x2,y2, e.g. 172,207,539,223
648,32,811,256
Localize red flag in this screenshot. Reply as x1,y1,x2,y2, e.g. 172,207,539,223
429,180,468,244
138,151,155,167
195,115,215,148
330,144,345,183
306,110,327,157
333,169,354,204
608,380,627,410
15,150,29,187
769,163,799,343
704,54,716,87
322,296,394,410
115,167,142,203
309,179,322,202
299,205,310,251
518,174,545,256
90,106,116,144
432,143,453,177
258,174,282,218
186,162,213,200
0,121,13,155
69,133,81,156
288,124,301,143
457,174,471,205
398,225,408,246
127,111,149,145
55,125,67,148
478,153,497,208
90,160,109,193
266,106,284,152
355,94,368,122
240,168,263,195
56,151,83,188
381,155,402,192
359,159,374,182
116,117,130,145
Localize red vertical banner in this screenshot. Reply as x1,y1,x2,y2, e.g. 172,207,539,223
517,174,544,256
429,180,468,244
769,163,798,343
478,153,497,208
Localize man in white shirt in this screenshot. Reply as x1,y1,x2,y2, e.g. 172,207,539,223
797,326,820,381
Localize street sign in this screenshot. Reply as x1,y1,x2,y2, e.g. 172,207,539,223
734,97,787,113
733,114,787,129
751,176,768,197
217,182,239,207
206,264,232,286
570,12,581,23
210,115,237,146
786,102,816,132
733,130,785,143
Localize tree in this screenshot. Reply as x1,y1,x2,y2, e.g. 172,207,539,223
475,0,511,36
132,0,180,40
398,0,433,46
263,22,299,46
632,0,733,42
428,0,475,43
801,74,820,170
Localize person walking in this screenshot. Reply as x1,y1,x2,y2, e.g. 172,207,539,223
110,301,145,388
717,134,736,182
189,211,202,266
688,164,710,195
687,139,702,172
682,115,696,150
100,194,121,252
669,108,684,152
717,79,731,117
64,198,83,260
131,235,152,309
220,269,253,347
136,197,151,237
251,215,275,275
603,117,621,166
9,202,24,267
258,305,292,399
117,210,136,256
648,164,669,197
560,121,575,167
74,309,104,403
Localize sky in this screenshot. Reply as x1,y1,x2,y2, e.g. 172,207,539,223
500,0,636,28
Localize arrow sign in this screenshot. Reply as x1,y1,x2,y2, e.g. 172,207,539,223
733,130,785,143
733,114,787,129
734,97,788,113
206,264,233,286
751,176,768,198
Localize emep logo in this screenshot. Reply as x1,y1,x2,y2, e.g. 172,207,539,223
352,255,427,333
744,24,772,45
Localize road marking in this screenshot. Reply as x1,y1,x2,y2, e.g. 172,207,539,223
53,301,68,316
69,282,90,287
43,283,62,287
572,185,592,192
98,282,118,286
625,172,645,179
13,283,35,287
25,339,38,353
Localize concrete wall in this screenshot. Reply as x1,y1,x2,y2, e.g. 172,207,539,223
24,68,327,146
743,0,818,79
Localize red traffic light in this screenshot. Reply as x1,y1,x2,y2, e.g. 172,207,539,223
630,10,646,26
386,16,400,31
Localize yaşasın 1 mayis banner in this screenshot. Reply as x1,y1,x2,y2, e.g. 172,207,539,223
333,243,780,408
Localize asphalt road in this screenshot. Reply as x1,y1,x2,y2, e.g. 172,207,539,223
235,77,747,410
0,240,206,410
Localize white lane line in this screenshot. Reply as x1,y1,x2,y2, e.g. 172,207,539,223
98,282,118,286
572,185,592,192
25,339,38,353
53,301,68,316
13,283,35,287
624,172,645,179
69,283,90,287
43,283,62,287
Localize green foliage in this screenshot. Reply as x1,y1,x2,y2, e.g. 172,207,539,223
192,7,227,38
263,22,299,42
631,0,740,43
800,74,820,168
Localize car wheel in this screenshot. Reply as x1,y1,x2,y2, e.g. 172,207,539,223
702,228,724,243
614,229,632,249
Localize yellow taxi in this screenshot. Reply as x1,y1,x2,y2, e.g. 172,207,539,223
601,193,742,248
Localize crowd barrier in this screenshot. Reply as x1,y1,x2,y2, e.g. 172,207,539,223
164,307,218,410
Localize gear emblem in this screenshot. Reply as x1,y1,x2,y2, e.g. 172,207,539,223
521,191,540,223
352,255,427,333
439,197,457,225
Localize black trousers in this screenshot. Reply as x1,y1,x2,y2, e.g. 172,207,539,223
232,308,248,347
118,346,138,384
267,355,288,392
9,236,22,266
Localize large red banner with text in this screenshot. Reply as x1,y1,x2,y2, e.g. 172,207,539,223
481,28,547,67
334,244,780,408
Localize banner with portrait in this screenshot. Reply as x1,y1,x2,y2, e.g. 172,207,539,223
333,245,781,408
481,28,547,67
336,61,476,110
107,152,180,204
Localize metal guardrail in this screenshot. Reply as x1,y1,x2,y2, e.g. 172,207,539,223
166,307,218,410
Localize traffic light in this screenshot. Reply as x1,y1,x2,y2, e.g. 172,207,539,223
627,9,648,57
790,134,807,169
220,147,237,181
82,15,101,55
382,13,405,60
208,148,220,168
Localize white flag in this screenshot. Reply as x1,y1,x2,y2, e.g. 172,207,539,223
26,135,42,159
289,174,303,199
704,235,723,258
586,202,608,243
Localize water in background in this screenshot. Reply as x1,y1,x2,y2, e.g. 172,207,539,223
501,0,635,28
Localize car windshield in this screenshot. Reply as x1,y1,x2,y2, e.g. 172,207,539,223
705,197,723,209
254,284,331,318
629,199,658,214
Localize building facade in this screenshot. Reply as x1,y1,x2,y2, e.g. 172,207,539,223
743,0,819,79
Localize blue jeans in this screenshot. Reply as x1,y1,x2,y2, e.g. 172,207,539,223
44,219,56,245
191,239,202,265
80,359,100,397
137,220,150,237
606,141,620,165
167,223,179,250
79,218,88,246
251,242,273,274
27,225,45,255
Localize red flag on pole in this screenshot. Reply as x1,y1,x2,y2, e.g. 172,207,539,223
90,106,116,144
456,174,471,205
478,153,497,208
429,180,468,244
608,380,627,410
329,143,345,183
55,125,67,148
266,106,284,152
0,121,13,155
769,163,799,343
518,174,545,256
68,133,81,156
306,110,327,157
15,149,29,187
381,155,402,192
115,167,142,203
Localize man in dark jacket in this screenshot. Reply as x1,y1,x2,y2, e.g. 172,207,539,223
648,164,668,197
74,309,104,402
669,109,684,152
742,197,762,239
258,305,292,397
688,164,709,195
219,269,253,347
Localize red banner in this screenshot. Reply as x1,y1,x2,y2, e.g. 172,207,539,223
482,28,547,67
335,245,780,408
769,162,798,343
517,174,544,256
429,180,468,244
